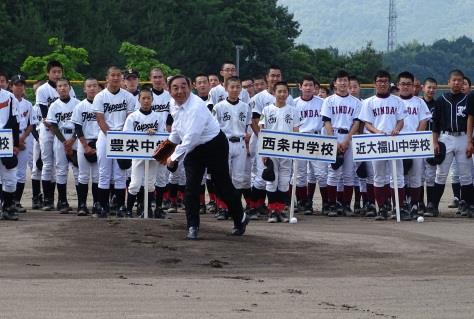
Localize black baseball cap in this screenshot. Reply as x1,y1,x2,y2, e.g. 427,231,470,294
10,74,26,85
123,69,139,79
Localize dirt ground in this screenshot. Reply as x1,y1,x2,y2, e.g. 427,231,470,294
1,179,474,319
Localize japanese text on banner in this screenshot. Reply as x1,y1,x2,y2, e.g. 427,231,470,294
106,131,169,159
352,131,434,161
257,129,337,162
0,129,13,158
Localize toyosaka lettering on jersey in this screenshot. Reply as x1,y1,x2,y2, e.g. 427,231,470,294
331,105,355,116
104,100,128,113
133,120,160,131
151,102,170,112
55,111,73,122
81,112,97,122
372,106,397,116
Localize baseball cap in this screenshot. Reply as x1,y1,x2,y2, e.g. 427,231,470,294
123,69,139,79
10,74,26,85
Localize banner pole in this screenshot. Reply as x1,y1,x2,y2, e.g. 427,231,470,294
289,160,297,221
144,160,149,219
391,159,400,223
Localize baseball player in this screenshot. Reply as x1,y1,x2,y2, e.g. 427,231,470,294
253,75,268,95
36,60,76,211
249,65,295,217
208,74,220,89
71,78,101,216
209,61,250,105
123,69,140,97
420,77,438,216
433,69,473,217
259,81,300,223
46,78,79,213
0,70,8,89
213,76,252,220
31,81,44,209
242,79,255,98
0,80,20,220
10,75,35,213
397,71,431,219
125,88,167,218
463,77,471,94
358,70,407,220
93,66,136,218
321,70,362,217
293,75,325,214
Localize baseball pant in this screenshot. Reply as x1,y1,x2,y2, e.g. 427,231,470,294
31,136,42,180
40,129,55,182
97,131,127,189
0,162,16,193
266,158,292,193
373,159,404,188
424,160,436,187
450,160,460,184
128,159,158,195
168,161,186,186
405,158,424,188
54,134,78,185
327,135,355,187
77,140,99,184
16,135,33,184
154,163,169,188
435,134,472,185
228,140,251,189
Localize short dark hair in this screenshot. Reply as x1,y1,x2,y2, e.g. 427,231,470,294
47,60,63,72
267,64,281,74
168,74,191,87
221,61,235,70
349,75,360,84
194,73,208,82
106,66,122,76
225,76,241,87
56,77,70,86
299,74,317,86
423,77,437,85
138,87,153,99
253,75,267,83
334,70,350,81
464,76,472,87
273,81,288,91
397,71,415,83
374,70,391,82
84,77,98,87
449,69,464,79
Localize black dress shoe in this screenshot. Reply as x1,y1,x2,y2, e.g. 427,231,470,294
186,226,199,240
232,213,250,236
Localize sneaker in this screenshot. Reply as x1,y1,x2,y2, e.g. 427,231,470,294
374,207,387,220
354,202,362,215
167,203,178,214
206,201,216,213
303,201,314,215
58,202,72,214
267,211,278,223
327,205,338,217
343,205,354,217
186,226,199,240
278,212,289,223
448,198,459,208
216,209,229,221
1,205,18,220
15,201,26,213
162,199,171,211
77,205,89,216
199,204,206,215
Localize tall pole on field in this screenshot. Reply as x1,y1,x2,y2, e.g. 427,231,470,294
235,45,243,76
387,0,397,52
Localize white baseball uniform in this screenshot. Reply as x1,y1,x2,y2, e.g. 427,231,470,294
213,98,252,189
16,97,35,184
93,88,135,189
0,89,19,193
46,97,79,185
209,84,250,105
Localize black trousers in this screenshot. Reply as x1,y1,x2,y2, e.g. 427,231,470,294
184,131,243,229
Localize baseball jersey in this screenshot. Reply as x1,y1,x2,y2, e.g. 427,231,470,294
92,88,135,131
17,98,35,131
135,88,171,132
259,104,301,132
423,98,436,131
294,96,324,133
124,108,165,132
46,97,80,131
359,94,407,133
0,89,19,128
400,96,431,133
213,99,251,138
35,80,76,107
320,94,361,131
251,89,295,116
209,84,250,105
71,99,100,139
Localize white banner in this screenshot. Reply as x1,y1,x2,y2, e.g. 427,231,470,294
106,131,169,159
0,129,13,157
257,129,337,162
352,131,434,161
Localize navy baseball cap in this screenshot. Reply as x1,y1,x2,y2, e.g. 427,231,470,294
10,74,26,85
123,69,139,79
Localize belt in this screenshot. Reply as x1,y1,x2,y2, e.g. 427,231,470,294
443,131,465,136
228,136,243,143
62,128,74,134
336,128,349,134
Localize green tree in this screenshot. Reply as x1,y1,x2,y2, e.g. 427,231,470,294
118,42,179,80
20,37,89,80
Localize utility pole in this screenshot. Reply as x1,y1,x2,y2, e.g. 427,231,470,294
387,0,397,52
235,45,243,76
